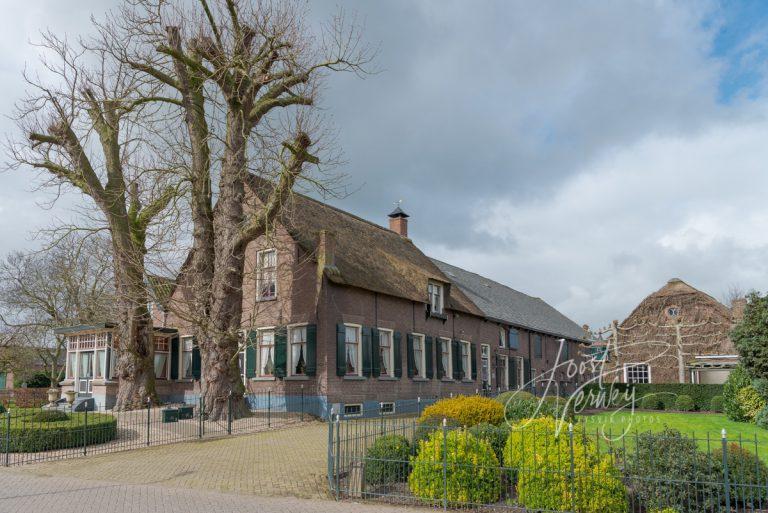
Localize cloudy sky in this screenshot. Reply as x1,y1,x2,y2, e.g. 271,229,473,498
1,0,768,330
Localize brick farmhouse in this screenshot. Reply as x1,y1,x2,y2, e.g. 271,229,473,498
57,177,590,414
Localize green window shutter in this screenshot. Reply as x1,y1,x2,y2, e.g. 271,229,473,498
406,333,415,378
563,340,569,360
246,330,257,379
523,357,532,391
336,324,346,377
425,336,434,379
436,339,444,379
534,335,543,359
170,335,179,380
470,342,477,381
305,324,317,376
370,328,381,378
274,327,287,378
509,358,517,389
494,354,501,388
361,327,372,377
451,339,461,380
191,337,201,380
393,332,402,378
0,372,6,390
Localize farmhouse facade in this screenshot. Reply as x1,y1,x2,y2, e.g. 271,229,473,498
603,278,741,385
57,177,590,414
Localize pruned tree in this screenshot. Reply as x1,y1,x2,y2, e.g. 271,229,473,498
96,0,371,419
6,31,183,409
0,234,114,386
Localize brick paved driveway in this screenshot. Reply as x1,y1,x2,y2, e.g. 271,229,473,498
0,470,430,513
11,420,330,499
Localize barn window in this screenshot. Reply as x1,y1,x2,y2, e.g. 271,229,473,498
624,364,650,384
666,306,680,318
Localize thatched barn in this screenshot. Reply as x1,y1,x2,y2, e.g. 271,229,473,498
605,278,741,384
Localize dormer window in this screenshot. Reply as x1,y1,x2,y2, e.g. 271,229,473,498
428,281,444,315
256,249,277,300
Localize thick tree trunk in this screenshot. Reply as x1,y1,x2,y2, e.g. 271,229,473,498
111,230,158,410
200,110,250,420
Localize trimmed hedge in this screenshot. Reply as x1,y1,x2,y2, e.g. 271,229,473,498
582,383,723,411
0,409,117,452
673,395,695,412
709,395,725,413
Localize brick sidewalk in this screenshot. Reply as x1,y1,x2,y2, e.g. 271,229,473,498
0,470,429,513
13,420,331,499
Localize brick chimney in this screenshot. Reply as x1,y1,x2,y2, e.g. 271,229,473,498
731,297,747,323
388,206,409,237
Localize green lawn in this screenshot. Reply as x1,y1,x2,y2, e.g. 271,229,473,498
581,411,768,461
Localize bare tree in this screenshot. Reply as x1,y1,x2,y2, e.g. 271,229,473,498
96,0,371,419
0,234,114,386
6,31,184,409
723,283,746,308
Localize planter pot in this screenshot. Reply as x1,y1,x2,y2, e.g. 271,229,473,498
64,390,76,405
162,408,179,423
178,406,194,420
47,388,60,404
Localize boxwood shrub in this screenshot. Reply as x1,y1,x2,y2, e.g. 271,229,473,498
673,395,695,412
503,417,628,513
709,395,725,413
418,395,504,427
364,434,411,486
756,405,768,429
409,428,501,504
713,442,768,506
0,410,117,452
640,394,663,410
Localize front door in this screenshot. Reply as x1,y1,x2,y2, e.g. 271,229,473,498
78,351,94,395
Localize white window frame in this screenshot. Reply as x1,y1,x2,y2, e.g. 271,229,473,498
257,328,276,378
460,340,471,380
377,328,394,378
154,336,171,380
343,403,363,417
428,281,444,314
380,401,395,415
439,337,452,379
256,248,277,301
623,363,651,384
179,336,195,381
288,324,308,377
481,343,491,386
344,323,363,377
514,356,525,389
500,355,509,389
412,333,426,378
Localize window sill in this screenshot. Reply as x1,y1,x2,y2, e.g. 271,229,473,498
441,378,454,383
250,377,276,382
255,297,278,303
462,379,474,383
285,375,309,381
343,375,366,381
378,376,399,381
412,377,429,382
429,312,448,320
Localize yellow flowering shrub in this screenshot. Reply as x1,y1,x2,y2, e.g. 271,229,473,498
408,428,501,504
418,395,504,427
503,417,628,513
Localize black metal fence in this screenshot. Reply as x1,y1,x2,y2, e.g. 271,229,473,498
327,416,768,512
1,391,315,466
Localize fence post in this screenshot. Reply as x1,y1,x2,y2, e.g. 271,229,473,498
442,418,448,511
417,396,421,417
327,413,334,494
198,396,203,439
335,414,341,500
227,391,233,435
379,402,384,436
267,388,272,428
301,384,305,422
4,410,10,467
568,422,575,513
83,407,88,456
146,398,151,447
722,429,731,507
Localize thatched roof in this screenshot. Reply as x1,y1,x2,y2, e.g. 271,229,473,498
246,176,483,316
621,278,733,328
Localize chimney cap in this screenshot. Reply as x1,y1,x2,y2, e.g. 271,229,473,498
388,206,409,218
